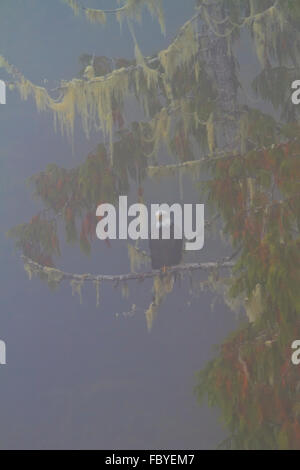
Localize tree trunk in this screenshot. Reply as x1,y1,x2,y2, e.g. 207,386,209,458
199,2,240,152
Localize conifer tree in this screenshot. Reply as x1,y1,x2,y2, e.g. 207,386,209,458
3,0,300,449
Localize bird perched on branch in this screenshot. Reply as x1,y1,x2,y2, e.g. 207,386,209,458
149,210,183,270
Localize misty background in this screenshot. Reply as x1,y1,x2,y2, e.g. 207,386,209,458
0,0,260,449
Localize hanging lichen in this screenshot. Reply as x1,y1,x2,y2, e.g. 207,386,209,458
145,273,175,331
83,64,95,80
63,0,165,34
24,262,34,280
85,9,106,25
121,282,129,299
147,107,171,156
63,0,80,16
145,301,158,332
250,2,284,67
1,52,161,162
44,267,64,289
245,283,263,323
93,279,101,307
118,0,166,35
70,278,84,304
158,20,199,79
0,8,202,164
133,38,160,96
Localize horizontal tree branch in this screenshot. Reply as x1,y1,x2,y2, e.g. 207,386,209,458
21,255,235,284
3,10,204,94
147,136,300,174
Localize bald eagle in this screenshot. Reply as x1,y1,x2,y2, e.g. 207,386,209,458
149,210,183,269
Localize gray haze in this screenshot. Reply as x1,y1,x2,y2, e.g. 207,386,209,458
0,0,247,449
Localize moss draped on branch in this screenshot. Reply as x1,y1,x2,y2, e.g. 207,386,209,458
0,11,201,159
62,0,166,33
21,255,234,285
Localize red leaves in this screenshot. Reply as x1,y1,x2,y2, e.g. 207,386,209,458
237,190,244,209
65,206,73,222
81,212,96,241
282,143,290,158
258,242,270,268
216,159,231,172
56,178,64,191
225,379,232,395
280,356,291,386
274,391,288,423
174,129,189,160
244,216,256,236
35,254,53,267
241,368,249,399
44,255,54,267
263,149,274,170
30,215,40,225
222,343,235,361
233,230,240,240
175,132,184,153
